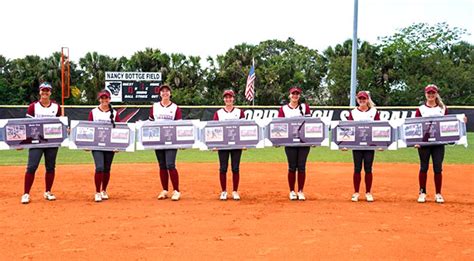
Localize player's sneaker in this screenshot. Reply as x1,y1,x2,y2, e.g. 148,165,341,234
219,191,227,200
21,193,30,204
297,191,306,201
289,191,298,200
43,191,56,201
100,191,109,200
417,193,427,203
232,191,240,201
157,190,168,200
171,190,181,201
366,192,374,202
94,193,102,202
351,193,360,202
435,193,445,203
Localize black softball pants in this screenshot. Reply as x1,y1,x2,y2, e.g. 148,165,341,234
284,146,311,192
155,149,180,192
24,147,59,194
26,147,59,174
417,145,445,194
92,150,115,173
352,150,375,174
418,145,445,174
218,149,242,173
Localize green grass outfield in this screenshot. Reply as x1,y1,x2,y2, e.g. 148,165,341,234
0,133,472,166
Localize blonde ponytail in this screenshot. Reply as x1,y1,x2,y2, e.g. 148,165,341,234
435,93,445,109
367,96,376,109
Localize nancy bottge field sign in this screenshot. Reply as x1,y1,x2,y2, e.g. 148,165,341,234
105,72,162,103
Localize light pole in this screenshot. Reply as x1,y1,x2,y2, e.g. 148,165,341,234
349,0,358,106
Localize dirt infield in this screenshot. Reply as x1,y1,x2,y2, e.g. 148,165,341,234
0,162,472,260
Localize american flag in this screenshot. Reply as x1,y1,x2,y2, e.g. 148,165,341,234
245,64,255,102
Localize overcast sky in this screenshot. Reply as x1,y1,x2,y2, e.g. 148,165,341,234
1,0,473,62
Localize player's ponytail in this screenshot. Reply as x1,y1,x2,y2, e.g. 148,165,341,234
367,95,376,109
109,103,116,128
298,101,304,116
435,93,445,109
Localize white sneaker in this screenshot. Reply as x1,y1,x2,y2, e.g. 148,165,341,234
435,193,445,203
157,190,168,200
297,191,306,201
171,190,181,201
21,193,30,204
232,191,240,201
43,191,56,201
219,191,227,200
418,193,427,203
289,191,298,200
95,193,102,202
366,193,374,202
100,191,109,200
351,193,360,202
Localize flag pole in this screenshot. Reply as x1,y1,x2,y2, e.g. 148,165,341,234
252,58,255,107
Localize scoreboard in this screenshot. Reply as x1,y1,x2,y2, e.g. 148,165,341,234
105,72,162,103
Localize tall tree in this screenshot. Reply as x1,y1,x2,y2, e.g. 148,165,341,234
207,38,326,105
378,22,470,105
7,55,44,103
165,54,206,104
79,52,127,103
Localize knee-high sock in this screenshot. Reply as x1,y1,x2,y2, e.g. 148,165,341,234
434,172,442,194
232,172,239,191
219,172,226,191
365,172,373,193
45,172,55,192
94,172,103,193
169,169,179,192
288,171,296,191
297,171,306,192
102,172,110,191
159,169,169,191
419,171,427,193
24,172,35,194
353,172,361,193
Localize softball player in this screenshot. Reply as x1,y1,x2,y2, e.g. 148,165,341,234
346,91,380,202
21,82,61,204
414,84,467,203
278,86,311,201
213,90,245,200
149,85,183,201
88,90,120,202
